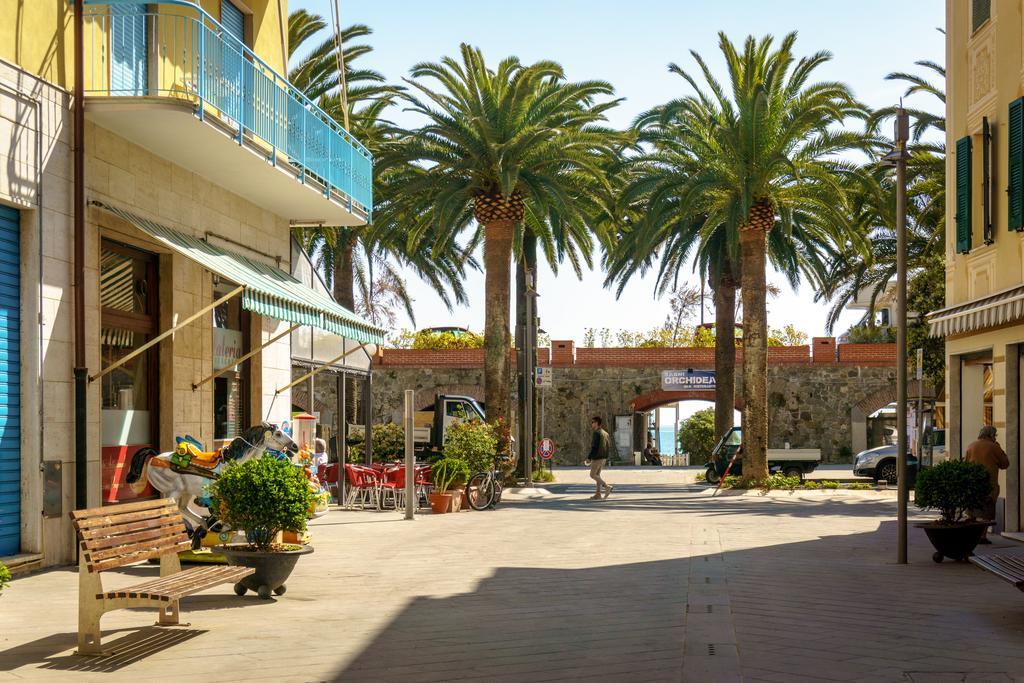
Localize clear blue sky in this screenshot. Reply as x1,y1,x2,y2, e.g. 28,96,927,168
297,0,946,341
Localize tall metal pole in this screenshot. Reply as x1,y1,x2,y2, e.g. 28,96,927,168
404,389,415,520
523,267,536,487
73,0,88,512
895,108,910,565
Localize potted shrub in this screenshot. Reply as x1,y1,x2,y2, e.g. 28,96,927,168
430,458,469,514
914,459,993,563
444,419,497,504
210,455,315,599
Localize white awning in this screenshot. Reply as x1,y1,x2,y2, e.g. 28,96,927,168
928,285,1024,337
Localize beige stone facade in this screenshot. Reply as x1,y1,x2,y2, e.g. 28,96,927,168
0,1,373,569
942,0,1024,534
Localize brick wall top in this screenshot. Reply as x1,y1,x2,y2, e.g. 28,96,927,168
375,339,897,369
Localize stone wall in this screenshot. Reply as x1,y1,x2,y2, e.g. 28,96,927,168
370,344,897,465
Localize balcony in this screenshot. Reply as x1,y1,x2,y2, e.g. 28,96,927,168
83,0,372,226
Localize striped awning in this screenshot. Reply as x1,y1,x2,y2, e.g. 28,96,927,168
93,201,386,344
928,285,1024,338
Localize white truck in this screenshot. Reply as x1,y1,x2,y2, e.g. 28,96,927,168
413,394,487,455
704,427,821,483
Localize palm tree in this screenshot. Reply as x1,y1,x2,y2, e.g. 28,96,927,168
646,33,866,478
380,44,622,421
288,12,473,321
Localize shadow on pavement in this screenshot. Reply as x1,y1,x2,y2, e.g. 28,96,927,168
331,515,1024,682
0,628,207,673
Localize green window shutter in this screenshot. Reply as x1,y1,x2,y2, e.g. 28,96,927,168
956,135,972,254
1010,98,1024,230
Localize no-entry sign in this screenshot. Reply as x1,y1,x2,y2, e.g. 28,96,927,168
538,438,555,460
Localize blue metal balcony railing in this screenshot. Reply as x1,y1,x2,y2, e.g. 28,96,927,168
83,0,373,217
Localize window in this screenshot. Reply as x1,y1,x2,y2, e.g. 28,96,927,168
100,241,159,503
212,279,249,440
1009,98,1024,231
955,135,972,253
972,0,991,32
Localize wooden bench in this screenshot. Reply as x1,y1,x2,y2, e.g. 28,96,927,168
70,498,254,655
969,551,1024,592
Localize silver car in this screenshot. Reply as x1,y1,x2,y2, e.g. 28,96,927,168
852,445,918,484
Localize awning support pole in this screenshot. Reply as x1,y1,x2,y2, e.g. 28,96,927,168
275,344,367,396
90,285,245,383
192,323,300,391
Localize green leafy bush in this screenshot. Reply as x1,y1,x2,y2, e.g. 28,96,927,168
677,408,717,466
210,456,314,551
694,472,706,482
0,561,10,593
532,468,555,483
444,419,498,475
348,422,406,462
802,480,821,490
820,480,841,489
432,457,470,493
915,459,992,524
848,482,873,490
723,474,801,491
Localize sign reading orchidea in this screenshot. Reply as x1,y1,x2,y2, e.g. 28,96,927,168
661,369,716,392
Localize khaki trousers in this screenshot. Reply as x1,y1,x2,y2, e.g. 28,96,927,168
590,458,608,492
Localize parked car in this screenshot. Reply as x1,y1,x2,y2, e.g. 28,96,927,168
704,427,821,483
852,444,918,484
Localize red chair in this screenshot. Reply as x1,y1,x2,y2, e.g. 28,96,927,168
318,464,341,503
344,464,379,509
378,466,406,509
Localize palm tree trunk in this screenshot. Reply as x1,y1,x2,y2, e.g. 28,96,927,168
713,273,737,442
739,209,771,481
484,219,514,423
333,234,356,310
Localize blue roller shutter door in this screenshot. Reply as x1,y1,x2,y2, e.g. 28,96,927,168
0,206,20,556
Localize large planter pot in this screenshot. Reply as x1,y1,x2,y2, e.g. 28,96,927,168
219,544,313,599
916,521,990,563
429,492,452,514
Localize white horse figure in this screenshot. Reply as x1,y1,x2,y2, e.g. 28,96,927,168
125,422,298,538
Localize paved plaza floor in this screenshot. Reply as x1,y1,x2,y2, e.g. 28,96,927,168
2,470,1024,682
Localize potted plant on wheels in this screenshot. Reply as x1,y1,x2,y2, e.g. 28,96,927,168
429,458,469,514
210,455,315,599
914,459,993,563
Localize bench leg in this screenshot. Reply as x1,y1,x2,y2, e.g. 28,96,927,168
77,609,104,656
157,600,180,626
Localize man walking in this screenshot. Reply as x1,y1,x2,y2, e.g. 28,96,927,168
965,425,1010,544
585,416,613,499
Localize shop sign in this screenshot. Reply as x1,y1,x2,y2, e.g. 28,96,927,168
661,369,716,392
214,328,244,370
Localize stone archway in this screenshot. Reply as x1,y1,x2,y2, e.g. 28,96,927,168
631,389,743,413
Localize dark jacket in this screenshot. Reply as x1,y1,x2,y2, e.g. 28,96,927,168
588,428,612,460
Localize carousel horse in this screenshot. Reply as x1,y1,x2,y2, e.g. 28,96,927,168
125,422,298,544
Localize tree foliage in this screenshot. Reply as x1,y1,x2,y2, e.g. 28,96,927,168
678,408,718,465
443,419,498,476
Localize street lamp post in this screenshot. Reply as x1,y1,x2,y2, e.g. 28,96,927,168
891,108,911,564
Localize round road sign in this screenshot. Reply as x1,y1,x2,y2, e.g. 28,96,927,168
538,438,555,460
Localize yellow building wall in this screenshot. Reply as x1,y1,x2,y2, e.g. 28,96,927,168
946,0,1024,306
0,0,288,90
0,1,74,89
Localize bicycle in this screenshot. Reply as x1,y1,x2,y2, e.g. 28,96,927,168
466,455,510,510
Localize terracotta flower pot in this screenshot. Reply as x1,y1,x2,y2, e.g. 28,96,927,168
916,520,990,562
429,492,452,514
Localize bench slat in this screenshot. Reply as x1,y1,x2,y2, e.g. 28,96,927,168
81,521,186,553
100,565,255,602
970,554,1024,589
73,505,180,532
86,532,191,563
78,512,182,541
88,540,192,573
71,498,175,521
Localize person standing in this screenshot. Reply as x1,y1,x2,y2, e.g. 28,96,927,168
965,425,1010,544
585,416,613,499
